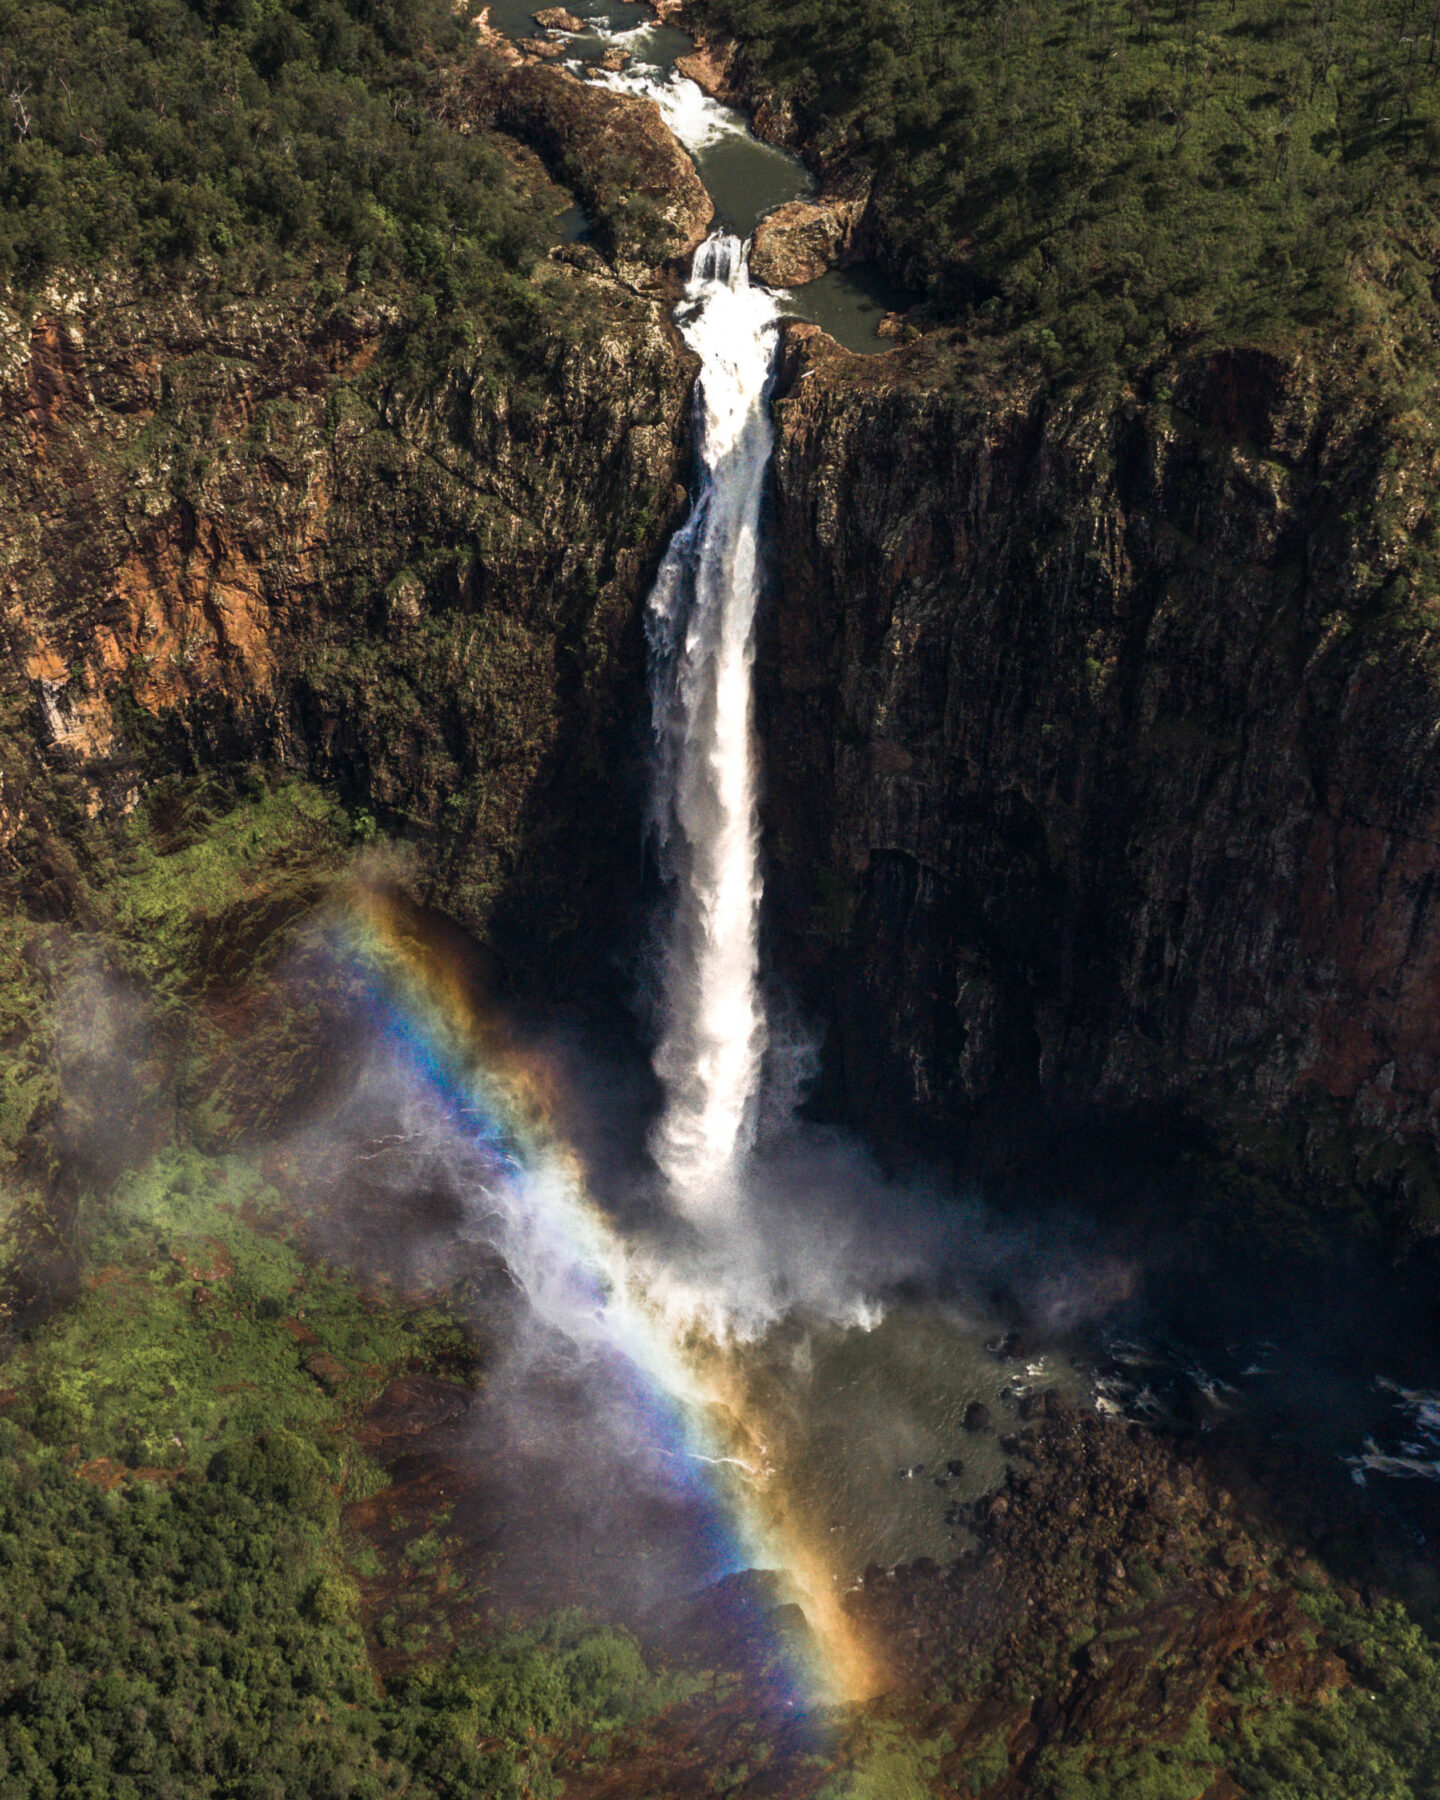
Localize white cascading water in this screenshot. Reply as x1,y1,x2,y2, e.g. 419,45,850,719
647,234,781,1221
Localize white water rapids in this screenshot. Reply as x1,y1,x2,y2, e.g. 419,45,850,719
647,234,781,1219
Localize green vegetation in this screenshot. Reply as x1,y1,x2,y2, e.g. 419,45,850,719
695,0,1440,368
0,0,549,297
103,777,352,999
1013,1589,1440,1800
16,1145,431,1469
817,1721,952,1800
0,1136,695,1799
960,1732,1009,1794
0,775,356,1174
0,1419,687,1800
1224,1593,1440,1799
1032,1724,1222,1800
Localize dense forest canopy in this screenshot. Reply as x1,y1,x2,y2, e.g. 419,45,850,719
0,1425,677,1800
694,0,1440,364
0,0,545,294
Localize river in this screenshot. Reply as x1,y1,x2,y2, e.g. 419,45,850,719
485,0,912,353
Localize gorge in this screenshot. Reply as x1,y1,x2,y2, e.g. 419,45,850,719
6,0,1440,1794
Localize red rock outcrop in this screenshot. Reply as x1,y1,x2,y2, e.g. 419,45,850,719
0,238,695,992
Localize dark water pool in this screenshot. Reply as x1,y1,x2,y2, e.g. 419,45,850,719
777,263,914,356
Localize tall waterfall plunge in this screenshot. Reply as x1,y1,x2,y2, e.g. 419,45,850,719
647,234,781,1220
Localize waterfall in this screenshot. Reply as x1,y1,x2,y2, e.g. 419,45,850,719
646,233,781,1221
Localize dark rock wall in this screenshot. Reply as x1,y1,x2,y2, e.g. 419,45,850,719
762,327,1440,1225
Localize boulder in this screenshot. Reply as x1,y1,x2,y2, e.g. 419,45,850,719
304,1352,350,1392
749,194,866,287
533,6,584,28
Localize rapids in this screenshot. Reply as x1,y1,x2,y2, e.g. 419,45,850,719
486,0,909,349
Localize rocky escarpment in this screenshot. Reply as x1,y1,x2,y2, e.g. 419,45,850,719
466,34,713,277
0,197,695,998
762,327,1440,1231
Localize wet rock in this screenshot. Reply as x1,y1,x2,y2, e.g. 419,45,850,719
946,1458,966,1478
674,38,742,105
598,45,629,70
963,1401,993,1434
1019,1389,1059,1422
768,1600,813,1644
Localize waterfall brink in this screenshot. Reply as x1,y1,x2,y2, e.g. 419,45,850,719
647,232,781,1222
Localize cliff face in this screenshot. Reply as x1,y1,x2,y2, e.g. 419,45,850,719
8,44,1440,1235
763,326,1440,1228
0,230,695,996
462,35,714,275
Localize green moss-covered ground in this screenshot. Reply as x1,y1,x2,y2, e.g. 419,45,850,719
0,782,703,1799
0,1157,694,1800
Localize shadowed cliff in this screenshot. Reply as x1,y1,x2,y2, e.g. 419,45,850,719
759,321,1440,1236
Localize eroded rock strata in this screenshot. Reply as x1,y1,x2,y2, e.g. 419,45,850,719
0,214,695,995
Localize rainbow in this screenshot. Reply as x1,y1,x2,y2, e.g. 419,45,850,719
340,883,884,1708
